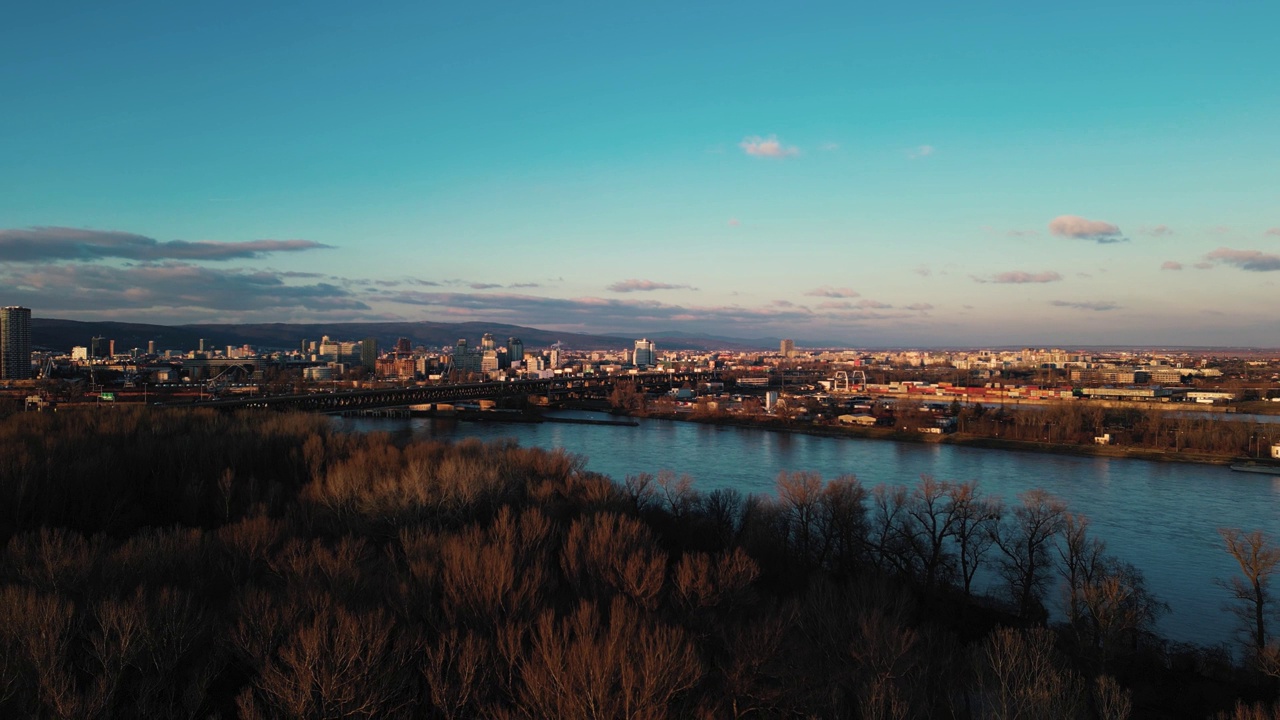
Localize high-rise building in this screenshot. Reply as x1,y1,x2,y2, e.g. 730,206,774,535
361,337,378,370
147,340,156,355
507,337,524,365
481,333,496,352
780,339,795,358
633,338,656,368
1,306,32,380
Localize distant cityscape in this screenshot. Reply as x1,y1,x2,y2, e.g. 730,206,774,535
4,307,1279,433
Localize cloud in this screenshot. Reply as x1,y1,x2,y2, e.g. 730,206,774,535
856,299,893,309
739,135,799,158
973,271,1062,284
1160,261,1183,271
1048,215,1126,244
469,282,502,289
509,282,542,288
907,145,935,159
0,262,368,318
727,218,741,227
1203,247,1280,272
913,265,932,277
1209,225,1231,235
1006,229,1038,238
380,290,914,332
1050,300,1119,311
804,286,860,298
905,303,934,311
1142,225,1174,237
0,226,331,262
1194,261,1213,270
819,142,840,152
607,279,696,293
1266,227,1280,237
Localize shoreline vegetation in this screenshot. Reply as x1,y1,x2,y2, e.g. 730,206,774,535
618,411,1244,468
583,387,1280,470
1,407,1277,719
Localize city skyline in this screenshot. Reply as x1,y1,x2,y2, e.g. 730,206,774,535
2,2,1278,346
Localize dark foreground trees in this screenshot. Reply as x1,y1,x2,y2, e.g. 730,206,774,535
0,407,1272,718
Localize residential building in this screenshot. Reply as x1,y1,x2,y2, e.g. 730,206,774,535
1,306,32,380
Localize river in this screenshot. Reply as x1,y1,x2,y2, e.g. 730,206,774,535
336,411,1280,648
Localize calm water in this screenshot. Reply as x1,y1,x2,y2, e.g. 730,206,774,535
336,411,1280,648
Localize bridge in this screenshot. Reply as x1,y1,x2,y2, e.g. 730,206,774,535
178,371,719,413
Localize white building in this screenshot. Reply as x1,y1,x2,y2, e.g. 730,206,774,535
633,338,656,368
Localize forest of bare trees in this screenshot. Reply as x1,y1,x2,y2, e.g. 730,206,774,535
0,407,1275,718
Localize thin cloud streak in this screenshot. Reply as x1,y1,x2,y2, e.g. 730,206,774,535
972,271,1062,284
607,279,696,293
804,286,860,298
0,226,331,262
1051,300,1120,311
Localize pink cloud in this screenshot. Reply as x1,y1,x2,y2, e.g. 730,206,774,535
1204,247,1280,272
739,135,799,158
1048,215,1126,243
1160,261,1183,271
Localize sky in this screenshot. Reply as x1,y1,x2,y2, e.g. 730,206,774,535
2,1,1278,347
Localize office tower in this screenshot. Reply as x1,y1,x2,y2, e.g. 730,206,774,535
780,339,795,358
481,333,496,352
0,306,32,379
633,338,656,368
507,337,524,364
199,338,206,353
147,340,156,355
361,337,378,370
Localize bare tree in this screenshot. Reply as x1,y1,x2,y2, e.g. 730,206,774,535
948,481,1001,598
903,475,961,593
776,471,825,567
974,627,1085,720
993,489,1068,621
868,484,914,577
1217,528,1280,657
1058,512,1106,634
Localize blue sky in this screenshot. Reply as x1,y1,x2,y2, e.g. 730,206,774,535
2,1,1278,346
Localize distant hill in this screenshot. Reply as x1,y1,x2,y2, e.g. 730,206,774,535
30,318,773,354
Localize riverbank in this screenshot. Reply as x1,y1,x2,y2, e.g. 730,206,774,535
621,410,1240,467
